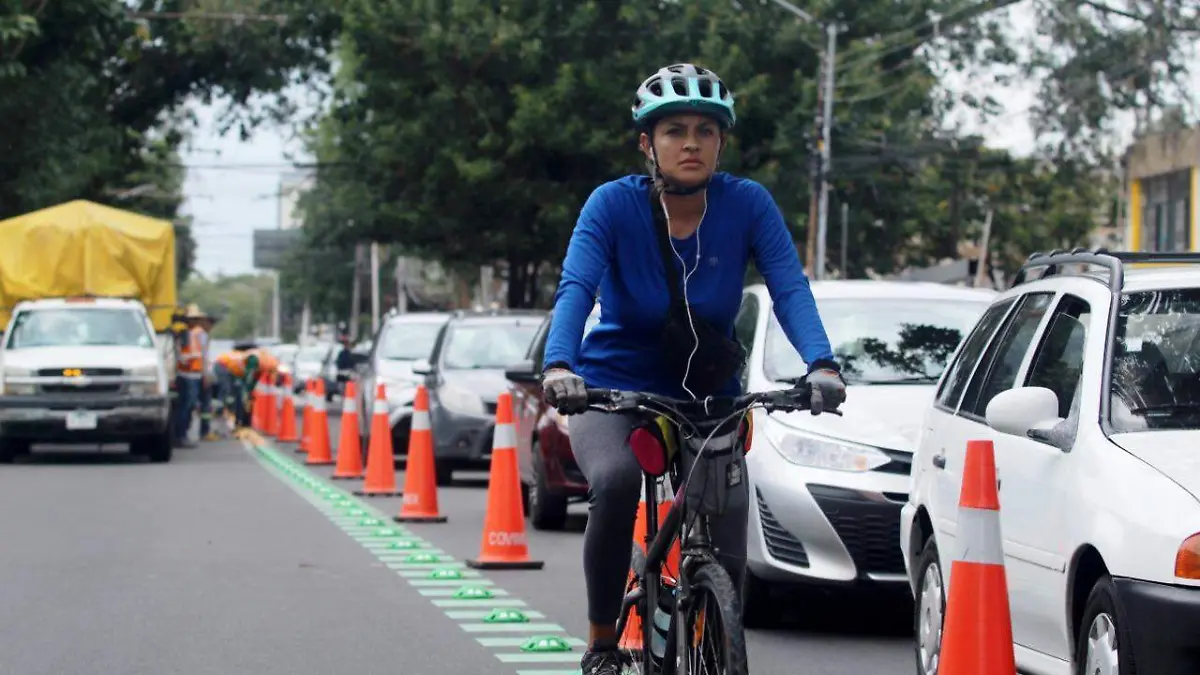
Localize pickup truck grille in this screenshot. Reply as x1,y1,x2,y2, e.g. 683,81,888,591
36,368,124,377
35,367,126,394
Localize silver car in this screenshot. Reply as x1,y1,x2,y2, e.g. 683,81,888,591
736,280,995,624
357,312,452,458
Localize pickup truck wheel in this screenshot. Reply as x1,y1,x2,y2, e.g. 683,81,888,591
134,433,173,463
0,438,31,463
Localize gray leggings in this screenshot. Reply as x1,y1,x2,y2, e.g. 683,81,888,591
571,410,749,625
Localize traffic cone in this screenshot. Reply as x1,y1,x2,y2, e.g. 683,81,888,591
938,439,1016,675
394,385,446,522
619,480,681,651
251,373,266,432
354,383,400,497
304,379,334,465
278,373,298,442
264,374,279,437
297,379,312,454
332,379,365,480
466,392,543,569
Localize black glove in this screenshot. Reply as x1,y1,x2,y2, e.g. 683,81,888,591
542,368,588,415
806,369,846,415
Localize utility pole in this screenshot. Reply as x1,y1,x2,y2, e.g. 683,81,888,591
369,241,381,335
805,53,824,275
840,201,849,277
349,243,363,342
814,22,838,281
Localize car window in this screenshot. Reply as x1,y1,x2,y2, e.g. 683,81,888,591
443,322,541,370
6,307,155,349
935,298,1015,410
1110,287,1200,431
959,292,1054,419
376,321,445,361
1024,295,1090,418
531,311,601,372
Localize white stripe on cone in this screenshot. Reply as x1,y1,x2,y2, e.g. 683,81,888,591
412,408,431,431
373,398,388,416
955,506,1005,565
343,398,357,414
492,422,516,450
311,398,325,413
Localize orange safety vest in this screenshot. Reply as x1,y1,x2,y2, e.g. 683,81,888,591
249,349,279,375
178,326,206,374
215,351,247,378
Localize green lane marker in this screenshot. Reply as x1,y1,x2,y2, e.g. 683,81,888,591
336,499,354,508
428,567,464,580
484,608,529,623
386,539,420,550
410,579,491,587
397,567,472,577
342,508,367,516
358,517,385,526
446,610,545,620
433,598,527,608
480,637,585,648
462,623,565,633
373,528,404,537
520,636,573,653
404,552,440,564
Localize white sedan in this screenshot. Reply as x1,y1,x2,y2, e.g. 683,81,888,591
736,280,995,624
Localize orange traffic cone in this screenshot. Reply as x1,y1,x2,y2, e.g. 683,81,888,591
938,439,1016,675
466,393,543,569
278,373,298,442
332,379,365,480
355,383,400,497
619,480,681,651
297,379,312,454
394,385,446,522
304,379,334,465
251,373,265,431
265,374,280,437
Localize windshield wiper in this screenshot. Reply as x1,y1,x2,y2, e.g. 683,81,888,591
1128,403,1200,415
860,376,938,385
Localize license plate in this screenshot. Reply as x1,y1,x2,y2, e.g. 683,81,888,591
66,410,98,431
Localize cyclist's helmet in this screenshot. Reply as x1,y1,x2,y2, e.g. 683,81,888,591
632,63,736,131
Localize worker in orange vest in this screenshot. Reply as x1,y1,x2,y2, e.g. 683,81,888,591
172,304,210,448
213,348,251,429
242,347,280,422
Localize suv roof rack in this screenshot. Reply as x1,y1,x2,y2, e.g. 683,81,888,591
1011,247,1200,288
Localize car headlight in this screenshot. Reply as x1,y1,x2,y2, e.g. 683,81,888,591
437,382,486,417
128,365,163,396
2,366,35,395
762,419,891,472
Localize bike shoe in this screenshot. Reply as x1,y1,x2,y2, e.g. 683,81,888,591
581,647,627,675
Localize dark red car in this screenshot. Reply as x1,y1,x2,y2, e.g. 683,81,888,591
504,307,600,530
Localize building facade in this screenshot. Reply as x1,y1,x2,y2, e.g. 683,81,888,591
1126,126,1199,252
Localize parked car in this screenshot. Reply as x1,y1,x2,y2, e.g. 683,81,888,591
412,309,544,484
734,280,995,623
291,342,334,392
504,305,602,530
357,312,452,455
903,250,1200,675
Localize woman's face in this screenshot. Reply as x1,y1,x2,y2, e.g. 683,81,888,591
640,113,723,189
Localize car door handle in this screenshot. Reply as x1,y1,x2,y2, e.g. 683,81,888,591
932,453,946,469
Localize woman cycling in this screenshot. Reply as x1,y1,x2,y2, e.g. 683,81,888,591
540,63,847,674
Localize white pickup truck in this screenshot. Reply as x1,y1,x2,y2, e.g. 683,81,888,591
0,297,173,463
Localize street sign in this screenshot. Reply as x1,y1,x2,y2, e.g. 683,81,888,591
252,229,301,269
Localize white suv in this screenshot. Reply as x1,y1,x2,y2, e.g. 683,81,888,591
902,250,1200,675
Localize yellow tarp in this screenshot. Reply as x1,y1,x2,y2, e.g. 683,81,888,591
0,200,177,332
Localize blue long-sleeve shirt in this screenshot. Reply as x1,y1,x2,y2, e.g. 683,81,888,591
544,173,836,398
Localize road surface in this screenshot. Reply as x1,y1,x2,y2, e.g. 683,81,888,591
0,421,914,675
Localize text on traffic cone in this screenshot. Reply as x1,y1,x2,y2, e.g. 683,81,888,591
938,439,1016,675
467,392,544,570
355,383,400,497
394,385,446,522
332,379,365,480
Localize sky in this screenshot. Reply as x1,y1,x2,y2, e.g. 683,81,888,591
178,6,1183,278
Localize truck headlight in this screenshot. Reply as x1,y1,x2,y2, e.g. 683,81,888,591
762,420,891,472
437,382,485,417
127,365,164,396
3,366,36,395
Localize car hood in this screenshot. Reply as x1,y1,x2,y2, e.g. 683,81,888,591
1111,431,1200,502
766,382,934,452
294,360,324,374
374,359,424,385
441,369,510,403
3,345,160,370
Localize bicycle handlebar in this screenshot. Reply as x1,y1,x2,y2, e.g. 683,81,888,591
581,382,841,421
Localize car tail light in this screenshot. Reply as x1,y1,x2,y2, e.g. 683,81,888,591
629,426,668,477
1175,533,1200,579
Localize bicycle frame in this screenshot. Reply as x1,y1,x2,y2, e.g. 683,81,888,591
615,429,726,674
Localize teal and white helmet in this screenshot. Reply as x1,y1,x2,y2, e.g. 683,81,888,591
632,63,736,130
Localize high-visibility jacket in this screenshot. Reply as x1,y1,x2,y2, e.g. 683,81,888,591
215,351,247,378
178,326,206,377
247,348,279,377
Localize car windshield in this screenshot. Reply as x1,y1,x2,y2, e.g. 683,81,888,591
6,307,155,349
444,322,541,370
1110,288,1200,432
296,345,329,363
764,298,991,384
377,322,445,361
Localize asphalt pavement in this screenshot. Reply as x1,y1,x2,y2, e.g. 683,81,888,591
0,412,915,675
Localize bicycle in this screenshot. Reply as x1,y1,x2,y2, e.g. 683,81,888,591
576,383,837,675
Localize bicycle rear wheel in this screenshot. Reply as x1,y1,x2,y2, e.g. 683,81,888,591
678,561,748,675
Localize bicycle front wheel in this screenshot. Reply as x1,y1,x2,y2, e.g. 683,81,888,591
678,562,748,675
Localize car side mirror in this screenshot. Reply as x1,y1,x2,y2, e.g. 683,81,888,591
985,387,1066,448
504,359,539,383
411,358,433,376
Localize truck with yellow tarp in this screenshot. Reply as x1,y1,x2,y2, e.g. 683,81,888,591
0,200,177,463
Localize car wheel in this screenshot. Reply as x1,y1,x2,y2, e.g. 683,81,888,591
435,461,454,486
1075,575,1133,675
913,536,945,675
742,569,784,628
133,432,173,463
0,437,30,463
528,443,567,531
